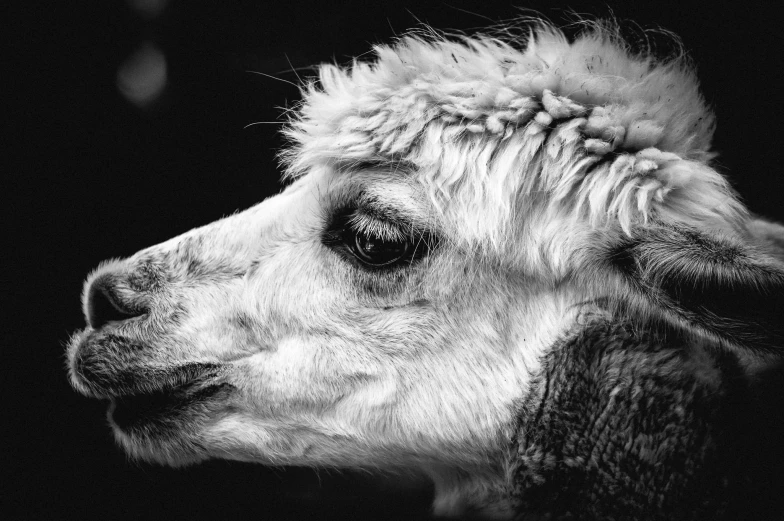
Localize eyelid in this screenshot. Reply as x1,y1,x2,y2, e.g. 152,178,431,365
348,213,407,242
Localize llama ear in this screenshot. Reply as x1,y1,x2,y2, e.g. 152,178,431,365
603,223,784,354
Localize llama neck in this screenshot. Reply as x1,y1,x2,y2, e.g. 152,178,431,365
508,320,739,519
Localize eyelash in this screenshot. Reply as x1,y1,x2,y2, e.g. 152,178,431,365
322,207,433,271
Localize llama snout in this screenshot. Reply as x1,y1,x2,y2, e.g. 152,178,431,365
68,259,178,398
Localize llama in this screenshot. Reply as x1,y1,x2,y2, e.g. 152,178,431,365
67,21,784,519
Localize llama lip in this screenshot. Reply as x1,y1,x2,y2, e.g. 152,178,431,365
69,328,226,399
79,356,225,399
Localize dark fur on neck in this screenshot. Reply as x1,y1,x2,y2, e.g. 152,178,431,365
510,320,755,520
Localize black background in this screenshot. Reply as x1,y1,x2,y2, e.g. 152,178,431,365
5,1,784,519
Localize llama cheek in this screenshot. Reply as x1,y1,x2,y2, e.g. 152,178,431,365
230,345,353,412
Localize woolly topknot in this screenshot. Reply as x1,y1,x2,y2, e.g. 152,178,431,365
283,20,745,237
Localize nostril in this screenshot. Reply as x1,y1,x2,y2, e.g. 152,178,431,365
87,279,146,329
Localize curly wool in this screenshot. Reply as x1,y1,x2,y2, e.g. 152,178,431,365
283,22,745,238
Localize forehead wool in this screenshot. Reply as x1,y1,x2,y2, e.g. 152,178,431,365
283,22,745,237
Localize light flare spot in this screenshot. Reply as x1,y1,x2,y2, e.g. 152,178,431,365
116,42,167,108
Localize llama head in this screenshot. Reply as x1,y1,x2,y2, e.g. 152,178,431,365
67,21,784,517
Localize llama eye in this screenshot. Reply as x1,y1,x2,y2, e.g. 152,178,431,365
322,206,433,270
349,229,412,267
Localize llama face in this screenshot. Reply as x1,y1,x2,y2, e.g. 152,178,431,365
67,164,572,470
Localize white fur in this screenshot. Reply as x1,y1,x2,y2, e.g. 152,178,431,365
284,21,745,248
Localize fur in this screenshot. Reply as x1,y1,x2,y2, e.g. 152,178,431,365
512,320,749,520
283,21,745,246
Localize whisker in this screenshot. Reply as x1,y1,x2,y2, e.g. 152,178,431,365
244,121,285,129
283,53,304,85
245,70,300,88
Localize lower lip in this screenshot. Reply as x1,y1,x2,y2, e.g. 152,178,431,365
109,384,231,432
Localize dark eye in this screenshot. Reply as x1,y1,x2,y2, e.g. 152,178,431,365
349,229,412,267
